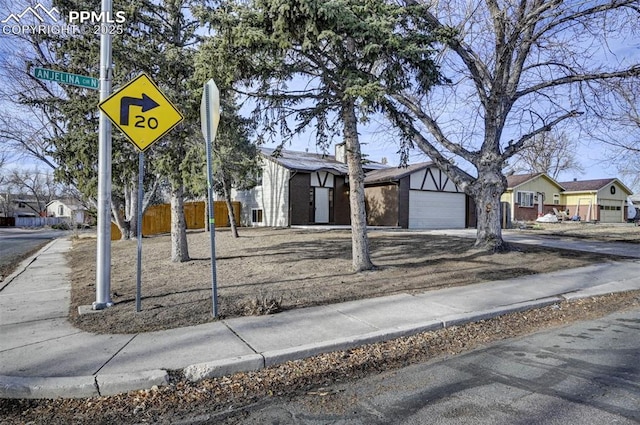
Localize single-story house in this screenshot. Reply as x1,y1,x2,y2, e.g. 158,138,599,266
501,174,634,223
364,162,476,229
46,199,90,225
0,194,45,218
501,173,566,222
231,144,388,227
558,178,634,223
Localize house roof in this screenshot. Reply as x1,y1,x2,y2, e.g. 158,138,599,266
505,172,566,191
364,162,433,185
259,147,388,174
506,172,542,188
557,178,621,192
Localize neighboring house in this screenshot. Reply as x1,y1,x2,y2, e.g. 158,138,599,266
364,162,475,229
231,145,388,227
501,174,634,223
501,173,566,222
0,194,45,218
558,178,633,223
46,199,89,225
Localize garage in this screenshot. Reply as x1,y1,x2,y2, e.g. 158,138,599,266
599,200,623,223
408,191,466,229
365,162,470,229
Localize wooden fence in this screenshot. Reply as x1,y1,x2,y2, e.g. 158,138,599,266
111,201,241,240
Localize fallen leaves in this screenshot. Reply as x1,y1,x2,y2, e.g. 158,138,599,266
2,291,638,425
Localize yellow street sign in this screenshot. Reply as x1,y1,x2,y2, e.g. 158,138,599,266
99,73,184,152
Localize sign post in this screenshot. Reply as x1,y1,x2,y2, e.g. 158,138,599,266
135,152,144,312
200,79,220,318
94,0,114,310
99,73,183,311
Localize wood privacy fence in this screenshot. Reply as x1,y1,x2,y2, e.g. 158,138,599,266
111,201,241,240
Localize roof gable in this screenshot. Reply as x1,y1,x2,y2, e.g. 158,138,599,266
364,162,433,185
506,173,564,190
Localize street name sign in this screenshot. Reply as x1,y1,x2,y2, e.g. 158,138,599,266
34,67,99,90
98,73,184,152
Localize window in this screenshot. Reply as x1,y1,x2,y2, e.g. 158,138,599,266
516,191,535,207
251,209,263,223
58,205,64,216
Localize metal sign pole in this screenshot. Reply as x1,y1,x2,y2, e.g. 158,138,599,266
204,82,218,318
93,0,114,310
136,152,144,312
201,80,220,318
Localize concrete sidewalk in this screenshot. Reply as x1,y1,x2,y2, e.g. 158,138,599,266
1,237,639,399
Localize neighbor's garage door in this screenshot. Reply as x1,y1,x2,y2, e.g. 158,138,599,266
599,200,622,223
408,191,466,229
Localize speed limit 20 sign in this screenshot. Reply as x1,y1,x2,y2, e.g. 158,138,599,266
99,73,184,152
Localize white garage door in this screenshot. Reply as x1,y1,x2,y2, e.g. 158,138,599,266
409,191,466,229
599,200,623,223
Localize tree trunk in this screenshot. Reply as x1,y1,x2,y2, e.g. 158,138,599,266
170,183,190,262
110,199,128,241
342,102,374,272
127,183,139,240
222,179,239,238
204,196,210,232
470,165,508,252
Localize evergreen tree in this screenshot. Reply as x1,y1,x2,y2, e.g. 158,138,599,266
200,0,442,271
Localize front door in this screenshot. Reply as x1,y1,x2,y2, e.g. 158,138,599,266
314,187,330,223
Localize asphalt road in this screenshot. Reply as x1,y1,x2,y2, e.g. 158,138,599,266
212,307,640,425
0,228,65,279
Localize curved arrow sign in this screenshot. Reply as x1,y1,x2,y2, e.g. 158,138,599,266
99,73,183,152
120,94,160,125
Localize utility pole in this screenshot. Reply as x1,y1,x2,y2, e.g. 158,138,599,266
93,0,114,310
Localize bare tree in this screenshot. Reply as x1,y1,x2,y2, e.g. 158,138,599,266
389,0,639,250
9,168,60,213
507,131,584,180
590,80,640,191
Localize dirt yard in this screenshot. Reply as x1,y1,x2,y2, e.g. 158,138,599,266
67,227,629,334
514,222,640,243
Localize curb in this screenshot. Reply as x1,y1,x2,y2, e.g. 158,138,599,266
0,370,169,399
2,287,638,399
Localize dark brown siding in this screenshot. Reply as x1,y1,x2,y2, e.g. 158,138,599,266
398,177,410,229
289,173,311,225
466,195,477,228
334,176,351,225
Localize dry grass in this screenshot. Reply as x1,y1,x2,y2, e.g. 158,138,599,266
67,227,624,334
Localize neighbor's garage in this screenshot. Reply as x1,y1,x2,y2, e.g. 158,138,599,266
408,191,466,229
599,200,623,223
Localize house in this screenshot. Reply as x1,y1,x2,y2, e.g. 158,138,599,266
501,173,566,222
231,145,388,227
364,162,475,229
557,178,633,223
0,194,45,218
46,199,90,225
501,174,634,223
